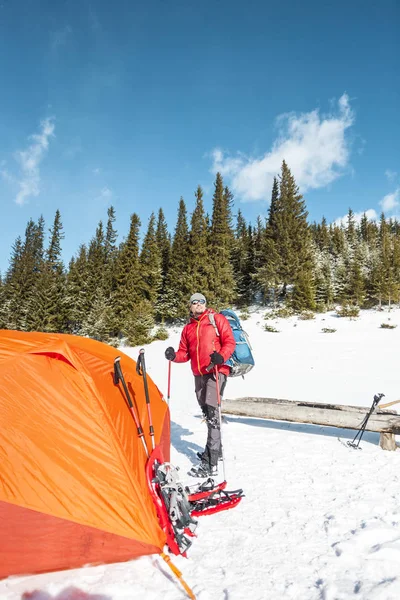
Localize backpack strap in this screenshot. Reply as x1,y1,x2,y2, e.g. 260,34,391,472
208,313,220,337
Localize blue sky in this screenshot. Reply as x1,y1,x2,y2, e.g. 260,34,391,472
0,0,399,274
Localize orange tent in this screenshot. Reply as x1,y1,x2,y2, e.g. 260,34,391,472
0,330,170,579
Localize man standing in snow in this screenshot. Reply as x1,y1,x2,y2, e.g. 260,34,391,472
165,293,235,477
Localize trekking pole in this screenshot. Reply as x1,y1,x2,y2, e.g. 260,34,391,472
167,360,171,403
136,348,156,451
214,364,227,483
347,393,385,449
114,356,150,458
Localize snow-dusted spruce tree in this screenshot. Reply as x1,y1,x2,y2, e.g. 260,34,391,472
111,213,153,345
268,161,314,310
25,210,66,333
73,218,116,341
366,214,391,308
64,245,90,334
5,217,46,330
0,236,24,329
155,208,171,320
255,177,281,305
347,245,366,307
379,214,400,307
0,273,3,326
79,292,113,341
312,218,334,310
231,210,254,306
208,173,236,309
103,205,119,303
160,197,192,321
139,212,162,306
188,185,213,301
313,245,335,310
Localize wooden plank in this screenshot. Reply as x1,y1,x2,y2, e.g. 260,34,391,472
222,397,400,434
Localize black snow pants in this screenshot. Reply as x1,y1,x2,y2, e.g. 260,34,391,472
194,372,227,468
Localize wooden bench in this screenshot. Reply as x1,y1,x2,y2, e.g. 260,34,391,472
222,397,400,451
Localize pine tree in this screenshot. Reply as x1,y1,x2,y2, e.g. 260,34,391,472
347,245,366,306
4,218,46,330
162,198,192,320
86,220,107,308
346,208,357,248
209,173,235,308
140,213,162,306
103,205,118,300
80,289,113,341
268,177,279,230
111,213,153,343
0,236,24,328
318,217,330,251
65,245,90,334
291,268,316,312
314,246,334,310
105,206,118,260
188,186,213,299
0,274,4,328
232,210,252,305
26,210,66,332
255,181,281,305
155,208,171,319
270,161,314,308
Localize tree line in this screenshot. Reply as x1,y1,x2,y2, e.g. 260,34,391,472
0,161,398,345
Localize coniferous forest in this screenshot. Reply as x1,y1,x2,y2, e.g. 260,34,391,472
1,160,399,346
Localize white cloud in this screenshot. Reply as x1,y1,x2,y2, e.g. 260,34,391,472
211,93,354,202
101,187,112,198
385,170,398,182
380,188,400,213
334,209,378,227
97,187,113,201
1,118,55,205
93,167,102,175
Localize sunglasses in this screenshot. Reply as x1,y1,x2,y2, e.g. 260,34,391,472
191,299,206,305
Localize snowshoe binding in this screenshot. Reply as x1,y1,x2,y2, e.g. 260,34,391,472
188,461,218,478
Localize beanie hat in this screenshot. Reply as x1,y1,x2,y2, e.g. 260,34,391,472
189,293,206,304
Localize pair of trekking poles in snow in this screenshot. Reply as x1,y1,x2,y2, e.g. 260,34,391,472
114,349,155,458
167,359,227,482
347,392,385,449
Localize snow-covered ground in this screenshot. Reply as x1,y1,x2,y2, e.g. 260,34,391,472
2,307,400,600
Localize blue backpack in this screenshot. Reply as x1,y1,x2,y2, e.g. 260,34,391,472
209,309,255,378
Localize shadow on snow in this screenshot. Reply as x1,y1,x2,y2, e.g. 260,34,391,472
170,420,204,463
221,415,382,447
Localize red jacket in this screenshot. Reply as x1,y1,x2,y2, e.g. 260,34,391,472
174,309,235,377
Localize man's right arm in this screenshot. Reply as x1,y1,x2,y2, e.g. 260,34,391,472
173,327,190,363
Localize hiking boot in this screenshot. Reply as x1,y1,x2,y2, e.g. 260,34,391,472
188,462,218,478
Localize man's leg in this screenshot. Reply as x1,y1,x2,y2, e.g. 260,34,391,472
203,373,227,468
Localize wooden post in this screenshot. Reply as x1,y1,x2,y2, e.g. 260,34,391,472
380,432,397,451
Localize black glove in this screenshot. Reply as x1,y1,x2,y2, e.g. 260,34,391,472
165,347,176,361
209,351,224,365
